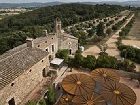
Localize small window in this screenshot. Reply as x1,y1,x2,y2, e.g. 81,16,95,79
42,60,44,62
52,45,54,52
8,98,15,105
45,41,47,43
68,42,71,45
38,45,40,47
46,49,48,52
29,69,32,72
69,49,72,55
42,68,46,77
11,83,14,86
49,55,52,61
52,38,53,39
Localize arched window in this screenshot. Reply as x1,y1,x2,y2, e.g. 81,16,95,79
42,68,46,77
69,49,72,55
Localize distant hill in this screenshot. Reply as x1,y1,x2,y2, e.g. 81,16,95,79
81,1,140,7
0,2,64,8
121,1,140,7
0,1,139,8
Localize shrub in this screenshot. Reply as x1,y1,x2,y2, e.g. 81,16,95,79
56,49,69,62
82,55,96,70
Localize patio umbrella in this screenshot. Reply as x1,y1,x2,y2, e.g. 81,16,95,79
62,73,95,96
101,81,136,105
91,68,120,83
56,93,74,105
72,94,107,105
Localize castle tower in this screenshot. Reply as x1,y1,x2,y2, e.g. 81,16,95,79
55,18,63,48
55,17,62,35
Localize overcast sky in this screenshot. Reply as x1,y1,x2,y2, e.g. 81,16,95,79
0,0,136,3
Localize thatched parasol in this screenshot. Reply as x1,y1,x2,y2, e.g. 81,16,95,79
91,68,120,83
101,81,136,105
62,73,95,96
56,93,74,105
72,94,106,105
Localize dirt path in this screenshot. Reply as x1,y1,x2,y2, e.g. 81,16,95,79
83,14,140,72
82,14,135,60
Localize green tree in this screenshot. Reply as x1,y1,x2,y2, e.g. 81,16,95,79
56,49,69,62
104,18,107,22
87,26,96,37
46,86,56,105
68,57,75,71
38,99,46,105
117,59,136,72
82,55,96,70
96,55,118,69
96,22,105,37
74,52,84,68
112,25,118,31
106,28,112,35
121,47,136,59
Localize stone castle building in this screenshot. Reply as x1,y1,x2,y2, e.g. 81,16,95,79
0,18,78,105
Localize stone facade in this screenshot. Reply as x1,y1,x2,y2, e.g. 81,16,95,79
33,34,58,59
0,55,50,105
0,18,78,105
59,36,78,54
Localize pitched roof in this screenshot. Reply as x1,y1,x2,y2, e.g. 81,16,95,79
33,34,57,47
0,47,48,90
63,33,78,40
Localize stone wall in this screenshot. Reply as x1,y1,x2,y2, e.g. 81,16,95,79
0,55,50,105
34,35,58,59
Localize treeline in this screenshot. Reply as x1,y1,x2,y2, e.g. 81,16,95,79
112,17,126,31
0,4,126,54
56,49,136,72
118,45,140,64
119,16,135,37
116,14,140,64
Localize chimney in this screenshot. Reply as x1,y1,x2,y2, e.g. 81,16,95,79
43,30,48,36
26,38,34,48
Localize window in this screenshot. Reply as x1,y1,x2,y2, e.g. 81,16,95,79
38,45,40,47
29,69,32,72
49,55,52,61
8,98,15,105
45,41,47,43
68,42,71,45
11,83,14,86
42,68,46,77
69,49,72,55
46,49,48,52
42,60,44,62
52,45,54,52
